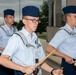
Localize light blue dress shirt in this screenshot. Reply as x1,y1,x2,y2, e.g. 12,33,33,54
2,27,45,67
0,24,18,53
49,23,76,59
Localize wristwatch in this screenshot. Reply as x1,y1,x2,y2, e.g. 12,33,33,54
50,69,55,75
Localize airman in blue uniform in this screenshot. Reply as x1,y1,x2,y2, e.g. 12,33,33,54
46,5,76,75
0,9,18,75
1,6,63,75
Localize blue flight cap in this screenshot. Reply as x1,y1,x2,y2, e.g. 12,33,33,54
62,5,76,14
4,9,15,16
22,6,39,17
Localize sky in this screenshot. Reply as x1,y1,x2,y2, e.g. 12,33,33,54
0,0,44,24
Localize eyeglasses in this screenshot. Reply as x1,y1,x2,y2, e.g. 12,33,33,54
24,18,41,23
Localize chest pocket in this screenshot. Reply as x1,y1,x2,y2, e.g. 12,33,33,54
15,31,41,48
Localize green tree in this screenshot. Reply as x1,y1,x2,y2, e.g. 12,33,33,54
13,21,18,27
36,0,49,33
17,20,24,30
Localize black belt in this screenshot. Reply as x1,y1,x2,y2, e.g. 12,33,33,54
33,59,39,75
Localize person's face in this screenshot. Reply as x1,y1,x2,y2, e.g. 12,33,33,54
22,16,40,33
4,15,14,25
67,13,76,28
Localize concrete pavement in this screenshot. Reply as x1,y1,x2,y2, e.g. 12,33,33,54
40,39,61,65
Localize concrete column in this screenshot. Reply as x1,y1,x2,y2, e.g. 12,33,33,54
53,0,56,26
48,0,53,26
53,0,62,27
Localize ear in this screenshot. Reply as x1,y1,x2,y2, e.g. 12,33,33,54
4,17,7,22
22,19,26,25
67,14,72,20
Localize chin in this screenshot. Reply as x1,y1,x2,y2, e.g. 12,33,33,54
34,28,37,31
33,30,36,32
33,29,36,32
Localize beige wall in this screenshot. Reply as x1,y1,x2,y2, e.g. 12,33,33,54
46,26,59,42
66,0,76,6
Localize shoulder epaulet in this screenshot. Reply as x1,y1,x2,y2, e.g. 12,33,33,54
15,31,41,48
58,27,75,35
15,31,29,46
0,25,17,36
0,25,11,36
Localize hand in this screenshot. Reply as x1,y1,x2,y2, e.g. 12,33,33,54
53,69,63,75
21,66,35,74
64,55,74,64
